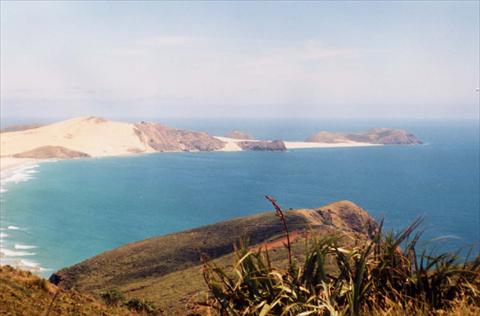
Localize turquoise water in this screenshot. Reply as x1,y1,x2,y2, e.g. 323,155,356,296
0,120,478,275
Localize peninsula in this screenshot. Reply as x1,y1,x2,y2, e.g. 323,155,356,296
0,116,422,173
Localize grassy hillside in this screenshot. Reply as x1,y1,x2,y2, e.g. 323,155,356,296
51,200,377,314
0,265,141,316
4,199,477,315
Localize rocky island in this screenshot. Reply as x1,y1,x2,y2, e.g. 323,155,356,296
307,128,422,145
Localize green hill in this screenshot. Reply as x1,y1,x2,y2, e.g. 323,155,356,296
49,200,377,314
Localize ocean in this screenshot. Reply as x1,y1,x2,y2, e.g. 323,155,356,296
0,119,479,276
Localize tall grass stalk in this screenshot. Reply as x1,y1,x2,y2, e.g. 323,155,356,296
203,197,480,315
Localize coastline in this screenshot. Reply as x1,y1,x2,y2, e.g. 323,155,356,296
214,136,381,151
0,157,47,273
283,141,381,149
1,157,41,177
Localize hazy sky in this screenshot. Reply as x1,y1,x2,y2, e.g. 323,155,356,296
1,1,479,122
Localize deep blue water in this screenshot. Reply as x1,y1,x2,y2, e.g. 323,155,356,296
0,120,479,275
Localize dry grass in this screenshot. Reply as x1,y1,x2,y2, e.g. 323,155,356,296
203,197,480,315
0,265,149,316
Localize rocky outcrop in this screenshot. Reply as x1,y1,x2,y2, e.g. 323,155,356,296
225,131,253,140
134,122,225,152
237,140,287,151
305,131,351,143
307,128,422,145
13,146,90,159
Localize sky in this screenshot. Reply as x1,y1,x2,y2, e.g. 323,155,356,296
1,1,479,122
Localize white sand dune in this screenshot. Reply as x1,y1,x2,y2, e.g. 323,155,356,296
1,116,154,158
213,136,249,151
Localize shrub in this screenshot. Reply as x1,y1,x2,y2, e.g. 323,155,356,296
124,298,157,314
203,196,480,315
100,288,125,306
101,289,157,314
28,278,50,291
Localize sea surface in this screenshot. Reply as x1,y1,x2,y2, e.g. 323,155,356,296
0,119,479,276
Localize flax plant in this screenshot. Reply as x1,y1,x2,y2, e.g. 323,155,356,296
202,197,480,315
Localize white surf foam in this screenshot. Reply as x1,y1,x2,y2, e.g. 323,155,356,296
0,161,50,274
0,163,40,193
0,248,36,256
14,244,37,250
19,259,39,268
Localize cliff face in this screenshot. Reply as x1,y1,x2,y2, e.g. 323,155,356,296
134,122,225,152
307,128,422,145
50,200,377,313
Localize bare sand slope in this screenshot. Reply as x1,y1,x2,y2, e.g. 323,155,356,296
1,116,154,158
0,116,384,161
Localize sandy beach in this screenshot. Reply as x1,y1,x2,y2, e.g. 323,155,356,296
283,141,381,149
0,158,40,178
214,136,381,151
214,136,247,151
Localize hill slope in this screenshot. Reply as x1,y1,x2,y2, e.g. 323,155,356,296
0,265,137,316
50,200,378,314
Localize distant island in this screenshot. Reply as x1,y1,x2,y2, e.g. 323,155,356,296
0,116,421,162
306,128,422,145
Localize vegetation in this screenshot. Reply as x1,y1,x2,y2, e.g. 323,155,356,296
2,197,478,315
101,289,157,314
51,200,375,313
203,196,480,315
0,265,135,315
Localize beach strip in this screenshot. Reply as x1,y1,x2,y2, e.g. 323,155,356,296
283,141,381,149
0,158,40,179
214,136,381,151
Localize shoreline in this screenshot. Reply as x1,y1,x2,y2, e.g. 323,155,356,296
283,141,381,149
214,136,381,151
0,158,42,178
0,157,48,273
0,138,383,174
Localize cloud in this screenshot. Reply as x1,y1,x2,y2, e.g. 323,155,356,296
137,36,196,47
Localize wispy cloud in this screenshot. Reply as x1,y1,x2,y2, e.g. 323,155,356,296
137,36,196,47
1,1,477,120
